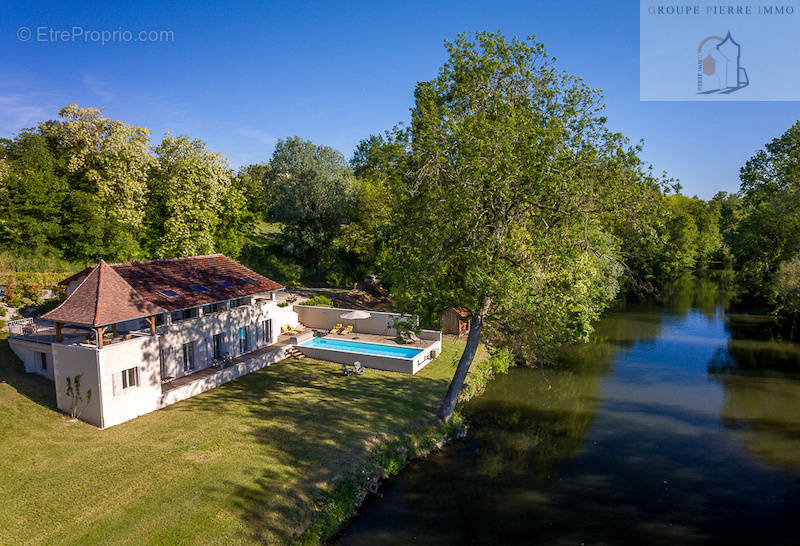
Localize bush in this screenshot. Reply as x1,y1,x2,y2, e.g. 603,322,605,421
775,258,800,318
301,295,333,307
0,308,6,317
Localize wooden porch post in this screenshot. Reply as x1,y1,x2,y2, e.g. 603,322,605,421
55,322,63,343
145,316,156,335
112,323,117,337
96,326,107,348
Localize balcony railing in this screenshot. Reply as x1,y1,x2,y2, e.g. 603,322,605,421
7,317,35,338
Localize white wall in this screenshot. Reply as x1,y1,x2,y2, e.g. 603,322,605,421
159,300,287,379
96,335,162,428
297,339,442,375
294,305,415,336
158,346,287,407
8,340,55,380
52,344,103,427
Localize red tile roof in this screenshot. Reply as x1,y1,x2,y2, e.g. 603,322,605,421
48,254,284,325
42,260,167,327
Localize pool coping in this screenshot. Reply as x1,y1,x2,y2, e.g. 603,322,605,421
297,337,424,361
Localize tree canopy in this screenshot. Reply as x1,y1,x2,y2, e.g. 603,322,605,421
374,32,665,419
0,105,251,265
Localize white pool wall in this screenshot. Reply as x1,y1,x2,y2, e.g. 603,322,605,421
293,305,442,374
297,341,440,374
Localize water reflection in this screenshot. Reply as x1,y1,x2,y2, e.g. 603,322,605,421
704,310,800,473
336,275,800,545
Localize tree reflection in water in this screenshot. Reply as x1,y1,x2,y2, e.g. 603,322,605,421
336,274,800,545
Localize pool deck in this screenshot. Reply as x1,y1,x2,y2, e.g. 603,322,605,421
311,331,436,350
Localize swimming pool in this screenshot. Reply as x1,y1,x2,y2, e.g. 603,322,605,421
298,336,422,359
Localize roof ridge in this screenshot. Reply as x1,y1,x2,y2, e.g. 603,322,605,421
41,263,100,322
94,261,104,324
109,254,225,267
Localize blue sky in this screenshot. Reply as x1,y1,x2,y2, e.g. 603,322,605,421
3,0,800,198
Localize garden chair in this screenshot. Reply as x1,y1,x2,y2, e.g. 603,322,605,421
341,362,353,376
353,361,365,375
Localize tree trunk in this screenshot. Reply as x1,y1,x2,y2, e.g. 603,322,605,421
437,295,491,422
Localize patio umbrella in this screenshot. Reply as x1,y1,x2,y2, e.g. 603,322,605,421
339,310,371,339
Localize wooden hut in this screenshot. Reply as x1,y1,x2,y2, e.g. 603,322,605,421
441,307,470,336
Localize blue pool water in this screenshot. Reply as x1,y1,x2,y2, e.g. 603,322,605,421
299,337,422,359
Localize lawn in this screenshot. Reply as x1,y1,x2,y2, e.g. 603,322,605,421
0,336,483,544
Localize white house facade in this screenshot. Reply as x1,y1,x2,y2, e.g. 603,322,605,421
7,254,298,428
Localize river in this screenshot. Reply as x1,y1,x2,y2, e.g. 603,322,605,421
335,275,800,545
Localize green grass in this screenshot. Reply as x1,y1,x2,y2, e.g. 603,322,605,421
0,335,484,544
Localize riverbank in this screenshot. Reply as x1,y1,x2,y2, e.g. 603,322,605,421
297,347,511,544
0,334,502,544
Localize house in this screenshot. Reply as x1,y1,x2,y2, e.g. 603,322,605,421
7,254,298,428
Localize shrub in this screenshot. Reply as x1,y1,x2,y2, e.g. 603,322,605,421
301,295,333,307
277,301,289,308
460,348,513,401
0,308,6,317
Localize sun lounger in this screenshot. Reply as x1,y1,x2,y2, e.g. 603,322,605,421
340,324,353,335
329,323,343,334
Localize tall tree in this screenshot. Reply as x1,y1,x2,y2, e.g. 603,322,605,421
234,162,270,218
344,129,411,273
38,104,153,261
264,137,357,276
731,121,800,306
147,134,243,257
381,32,659,420
0,132,68,253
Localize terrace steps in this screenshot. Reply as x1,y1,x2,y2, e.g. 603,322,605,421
285,346,306,359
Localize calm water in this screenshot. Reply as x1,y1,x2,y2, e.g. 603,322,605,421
335,276,800,545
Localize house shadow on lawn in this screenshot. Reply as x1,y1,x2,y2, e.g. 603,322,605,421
0,339,58,411
171,357,451,543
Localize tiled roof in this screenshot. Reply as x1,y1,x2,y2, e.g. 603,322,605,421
110,254,283,311
42,260,167,327
52,254,284,322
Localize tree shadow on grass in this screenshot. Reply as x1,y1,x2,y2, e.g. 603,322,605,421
170,357,449,543
0,339,57,411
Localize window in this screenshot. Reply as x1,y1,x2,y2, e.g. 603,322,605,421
262,320,272,344
182,342,196,372
212,333,224,359
171,308,195,322
189,284,211,293
37,352,47,370
157,289,182,298
114,366,140,394
121,367,139,389
238,327,248,354
215,280,235,288
240,276,258,285
230,297,249,308
203,302,227,314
